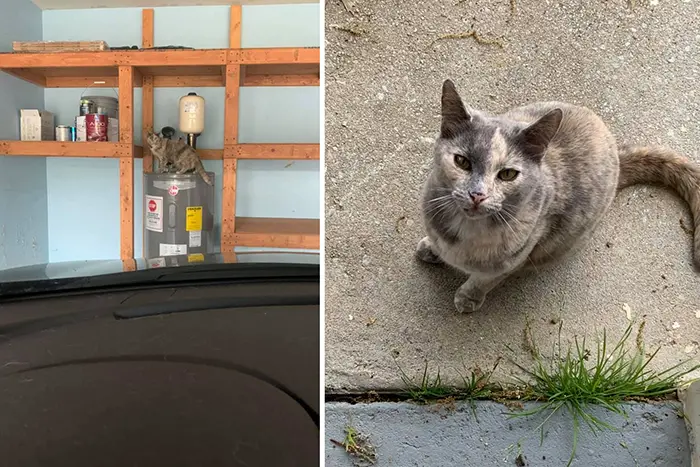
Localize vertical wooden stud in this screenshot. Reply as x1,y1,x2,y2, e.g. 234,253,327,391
142,76,154,172
230,5,242,49
142,8,154,49
221,5,242,254
119,65,135,263
142,8,155,173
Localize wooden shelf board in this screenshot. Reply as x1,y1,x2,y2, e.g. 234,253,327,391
0,48,320,88
230,217,320,249
194,144,319,160
0,141,143,158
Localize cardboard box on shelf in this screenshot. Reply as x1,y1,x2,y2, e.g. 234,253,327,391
75,115,119,142
20,109,55,141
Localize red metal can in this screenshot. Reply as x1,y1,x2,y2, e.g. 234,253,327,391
85,114,108,142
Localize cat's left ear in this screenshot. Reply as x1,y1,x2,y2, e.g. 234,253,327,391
517,108,562,161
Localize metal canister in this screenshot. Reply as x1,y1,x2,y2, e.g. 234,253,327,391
55,125,72,141
79,99,96,116
70,126,77,142
85,114,108,142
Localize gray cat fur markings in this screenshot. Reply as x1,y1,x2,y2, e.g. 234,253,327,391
418,80,700,313
145,131,213,186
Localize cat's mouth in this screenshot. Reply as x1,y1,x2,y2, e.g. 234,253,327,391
461,202,503,220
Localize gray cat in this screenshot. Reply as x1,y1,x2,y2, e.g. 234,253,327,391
417,80,700,313
145,131,213,186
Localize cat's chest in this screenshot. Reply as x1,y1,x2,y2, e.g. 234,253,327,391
435,224,528,273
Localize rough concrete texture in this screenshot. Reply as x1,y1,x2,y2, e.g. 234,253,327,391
325,401,690,466
325,0,700,390
679,380,700,465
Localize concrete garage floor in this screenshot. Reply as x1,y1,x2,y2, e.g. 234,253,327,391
325,0,700,391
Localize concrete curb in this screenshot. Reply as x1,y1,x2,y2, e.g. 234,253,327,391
326,401,690,466
679,381,700,467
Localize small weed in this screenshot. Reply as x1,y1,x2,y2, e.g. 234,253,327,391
509,321,700,467
397,358,499,402
330,425,377,466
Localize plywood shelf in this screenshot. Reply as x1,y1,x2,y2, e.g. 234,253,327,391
0,141,143,158
0,47,320,88
228,217,320,249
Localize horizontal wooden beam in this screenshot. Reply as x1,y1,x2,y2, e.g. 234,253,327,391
242,73,319,86
233,47,320,65
0,141,141,158
224,217,320,250
0,48,318,70
0,49,228,68
190,144,320,160
236,144,319,159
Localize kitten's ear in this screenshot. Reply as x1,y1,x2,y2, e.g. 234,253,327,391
517,108,562,160
440,79,472,139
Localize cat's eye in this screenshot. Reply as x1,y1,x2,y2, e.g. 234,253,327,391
454,154,471,170
498,168,519,181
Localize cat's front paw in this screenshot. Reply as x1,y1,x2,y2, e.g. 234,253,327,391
454,287,486,313
416,236,442,264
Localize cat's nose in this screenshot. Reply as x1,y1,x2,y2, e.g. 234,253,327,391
469,191,488,205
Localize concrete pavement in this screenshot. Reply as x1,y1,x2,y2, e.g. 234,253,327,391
325,0,700,390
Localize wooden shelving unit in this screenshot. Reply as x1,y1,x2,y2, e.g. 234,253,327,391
0,6,320,263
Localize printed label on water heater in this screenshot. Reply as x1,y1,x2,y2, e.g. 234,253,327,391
186,206,203,231
148,258,166,268
159,243,187,256
145,195,163,232
189,230,202,248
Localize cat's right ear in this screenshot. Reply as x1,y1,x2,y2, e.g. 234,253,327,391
440,79,471,139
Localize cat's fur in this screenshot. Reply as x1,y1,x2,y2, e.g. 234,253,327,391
418,80,700,313
146,131,213,186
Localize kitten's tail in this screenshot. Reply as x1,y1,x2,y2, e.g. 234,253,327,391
195,159,213,186
617,144,700,270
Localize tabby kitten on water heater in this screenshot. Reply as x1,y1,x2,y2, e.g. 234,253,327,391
146,131,213,186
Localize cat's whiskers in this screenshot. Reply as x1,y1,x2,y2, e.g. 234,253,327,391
426,199,455,223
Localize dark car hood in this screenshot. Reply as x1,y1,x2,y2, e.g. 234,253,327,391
0,252,320,300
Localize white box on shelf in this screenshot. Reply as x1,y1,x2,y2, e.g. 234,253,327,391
20,109,55,141
75,115,86,141
108,117,119,142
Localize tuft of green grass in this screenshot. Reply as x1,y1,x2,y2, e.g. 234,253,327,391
397,358,499,403
509,321,700,467
330,425,377,466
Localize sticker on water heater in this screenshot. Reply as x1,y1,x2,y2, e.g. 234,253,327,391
148,258,166,268
145,195,163,232
189,230,202,248
186,206,203,231
159,243,187,256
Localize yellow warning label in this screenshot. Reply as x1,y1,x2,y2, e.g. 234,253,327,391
188,253,205,263
186,206,203,231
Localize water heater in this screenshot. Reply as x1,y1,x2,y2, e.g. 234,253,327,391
143,172,216,263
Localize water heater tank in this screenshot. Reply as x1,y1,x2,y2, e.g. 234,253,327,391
179,92,205,134
143,172,215,263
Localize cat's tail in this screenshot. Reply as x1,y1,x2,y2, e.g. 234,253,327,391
617,144,700,270
195,159,213,186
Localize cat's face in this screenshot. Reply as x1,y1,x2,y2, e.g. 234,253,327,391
429,80,561,221
145,131,162,150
